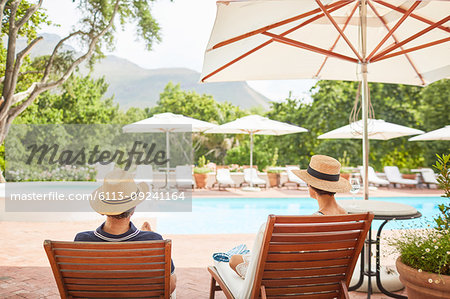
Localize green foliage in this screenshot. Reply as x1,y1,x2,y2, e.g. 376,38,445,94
389,228,449,275
193,167,211,174
270,147,279,167
6,165,96,182
15,75,119,124
433,154,450,231
197,155,207,168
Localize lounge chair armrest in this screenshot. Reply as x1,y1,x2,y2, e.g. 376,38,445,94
207,266,235,299
260,285,267,299
339,280,349,299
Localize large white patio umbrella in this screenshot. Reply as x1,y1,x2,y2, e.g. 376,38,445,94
123,113,217,186
318,119,424,140
409,125,450,141
201,0,450,199
205,115,308,190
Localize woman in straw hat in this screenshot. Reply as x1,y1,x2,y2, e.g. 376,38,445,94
74,169,176,294
229,155,351,278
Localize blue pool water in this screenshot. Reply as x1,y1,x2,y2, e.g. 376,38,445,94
146,197,447,235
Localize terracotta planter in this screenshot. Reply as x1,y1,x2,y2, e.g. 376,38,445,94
402,174,417,180
340,173,351,180
267,173,280,188
194,173,208,189
396,257,450,299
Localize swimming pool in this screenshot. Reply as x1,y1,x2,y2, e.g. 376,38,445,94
147,197,447,234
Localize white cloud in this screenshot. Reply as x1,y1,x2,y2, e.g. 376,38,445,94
40,0,315,102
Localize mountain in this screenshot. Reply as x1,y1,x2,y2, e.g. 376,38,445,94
18,33,270,109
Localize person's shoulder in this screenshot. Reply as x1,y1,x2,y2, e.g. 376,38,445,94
134,230,164,241
74,231,97,241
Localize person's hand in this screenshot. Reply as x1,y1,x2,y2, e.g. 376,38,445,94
141,221,152,231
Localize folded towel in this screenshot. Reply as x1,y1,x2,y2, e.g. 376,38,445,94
213,244,250,262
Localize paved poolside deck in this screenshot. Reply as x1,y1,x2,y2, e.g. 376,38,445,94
1,187,440,298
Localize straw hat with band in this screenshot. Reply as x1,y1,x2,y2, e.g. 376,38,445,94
90,169,149,215
292,155,351,193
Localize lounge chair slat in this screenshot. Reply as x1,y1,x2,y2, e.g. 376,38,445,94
269,239,357,251
266,249,354,261
64,277,165,285
273,222,364,233
69,290,163,298
52,241,165,249
56,256,164,264
264,258,350,270
66,283,164,291
61,270,164,279
271,231,361,242
264,291,339,298
54,248,165,257
59,263,165,271
263,266,348,278
265,283,339,295
262,275,345,287
274,214,369,223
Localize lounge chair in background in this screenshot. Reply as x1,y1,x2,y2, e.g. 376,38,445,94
135,164,154,190
94,162,115,182
384,166,418,188
44,240,173,299
418,168,439,188
208,213,374,299
214,169,238,190
359,166,389,187
176,165,194,189
242,168,266,189
283,165,307,189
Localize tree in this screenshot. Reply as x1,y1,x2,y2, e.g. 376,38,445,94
0,0,163,143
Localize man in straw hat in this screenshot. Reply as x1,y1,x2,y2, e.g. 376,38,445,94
229,155,350,278
74,169,176,293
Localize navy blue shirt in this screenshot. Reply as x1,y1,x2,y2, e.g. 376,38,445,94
75,221,175,274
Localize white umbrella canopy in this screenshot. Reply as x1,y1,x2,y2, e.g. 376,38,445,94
201,0,450,199
318,119,424,140
122,112,217,133
409,125,450,141
205,115,308,189
205,115,308,135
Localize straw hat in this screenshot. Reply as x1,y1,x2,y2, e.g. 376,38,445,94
292,155,351,193
90,169,149,215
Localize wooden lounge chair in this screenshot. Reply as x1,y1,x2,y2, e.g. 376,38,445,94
44,240,172,299
209,213,373,299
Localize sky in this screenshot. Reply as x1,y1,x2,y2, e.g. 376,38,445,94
39,0,316,102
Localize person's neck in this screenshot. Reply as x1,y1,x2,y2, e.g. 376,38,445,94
316,194,339,214
103,217,131,235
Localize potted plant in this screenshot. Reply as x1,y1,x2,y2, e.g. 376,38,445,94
400,168,418,180
391,154,450,299
267,169,283,188
194,156,211,189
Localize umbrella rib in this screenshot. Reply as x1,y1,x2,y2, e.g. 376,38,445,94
373,37,450,63
201,1,351,82
366,0,421,62
263,32,358,63
371,15,450,61
315,0,363,62
210,0,352,50
367,1,425,85
373,0,450,34
315,2,359,78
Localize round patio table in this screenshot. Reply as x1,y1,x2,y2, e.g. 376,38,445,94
338,200,422,299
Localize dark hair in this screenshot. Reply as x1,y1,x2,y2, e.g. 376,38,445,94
108,207,135,220
309,185,336,196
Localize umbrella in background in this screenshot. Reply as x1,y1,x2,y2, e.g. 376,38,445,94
205,115,308,190
318,119,424,140
201,0,450,200
409,125,450,141
123,113,217,187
